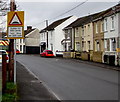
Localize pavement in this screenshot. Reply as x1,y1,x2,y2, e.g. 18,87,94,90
16,61,60,102
72,58,120,71
16,57,120,101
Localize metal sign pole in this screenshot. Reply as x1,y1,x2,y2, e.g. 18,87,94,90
14,39,16,84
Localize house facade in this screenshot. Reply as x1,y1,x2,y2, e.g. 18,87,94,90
40,16,78,55
25,28,40,54
93,16,105,63
16,39,25,53
103,4,120,66
16,26,40,54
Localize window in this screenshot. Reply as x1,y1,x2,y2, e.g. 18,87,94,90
104,40,107,51
101,22,104,32
84,26,86,35
82,27,84,36
111,38,116,51
41,34,43,40
20,45,22,51
111,16,115,30
76,28,79,37
88,25,90,33
68,29,71,38
76,42,80,51
96,40,100,51
104,18,107,31
96,23,98,33
88,41,90,51
82,41,84,48
44,33,46,40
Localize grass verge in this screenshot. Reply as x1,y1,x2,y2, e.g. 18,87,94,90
2,82,18,102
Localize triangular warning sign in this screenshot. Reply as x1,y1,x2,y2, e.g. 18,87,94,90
9,12,22,25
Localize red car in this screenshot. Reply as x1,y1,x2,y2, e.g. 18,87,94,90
40,50,54,57
16,49,20,54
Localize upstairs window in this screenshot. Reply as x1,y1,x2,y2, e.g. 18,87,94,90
96,22,98,33
111,16,115,30
88,24,90,33
82,27,84,36
101,21,104,32
76,27,79,37
104,18,107,31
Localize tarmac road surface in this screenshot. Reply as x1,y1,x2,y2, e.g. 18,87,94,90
16,55,119,100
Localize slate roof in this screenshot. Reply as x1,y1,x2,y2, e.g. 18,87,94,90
64,3,120,29
40,16,72,33
24,28,36,36
103,3,120,18
64,12,100,28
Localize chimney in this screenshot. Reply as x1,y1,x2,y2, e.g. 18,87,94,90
27,26,32,31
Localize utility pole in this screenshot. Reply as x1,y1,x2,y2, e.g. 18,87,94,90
46,20,48,49
9,0,16,82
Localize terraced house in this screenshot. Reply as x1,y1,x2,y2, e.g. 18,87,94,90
62,3,120,66
92,11,107,63
103,4,120,66
63,13,101,60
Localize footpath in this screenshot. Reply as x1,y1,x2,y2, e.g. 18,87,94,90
16,61,60,102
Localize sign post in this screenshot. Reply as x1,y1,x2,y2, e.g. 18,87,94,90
7,10,24,82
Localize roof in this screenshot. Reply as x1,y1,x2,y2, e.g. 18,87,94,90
64,3,120,29
40,16,72,33
24,28,36,36
103,3,120,18
64,12,100,28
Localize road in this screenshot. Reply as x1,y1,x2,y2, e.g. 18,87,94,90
16,55,119,100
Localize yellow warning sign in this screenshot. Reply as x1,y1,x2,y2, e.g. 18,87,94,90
7,11,24,27
7,11,24,39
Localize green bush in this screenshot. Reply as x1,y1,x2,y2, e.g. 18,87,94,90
2,82,18,102
2,93,17,102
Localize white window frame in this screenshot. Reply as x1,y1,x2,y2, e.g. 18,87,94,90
96,22,98,33
111,16,115,30
104,18,107,32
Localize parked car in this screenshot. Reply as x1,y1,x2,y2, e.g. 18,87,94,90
0,50,9,64
55,50,63,57
40,50,54,57
16,49,20,54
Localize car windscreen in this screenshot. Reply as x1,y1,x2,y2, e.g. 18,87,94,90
47,51,53,54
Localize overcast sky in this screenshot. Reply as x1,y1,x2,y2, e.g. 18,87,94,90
15,0,119,30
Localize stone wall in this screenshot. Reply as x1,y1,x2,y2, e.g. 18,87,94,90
93,51,103,63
